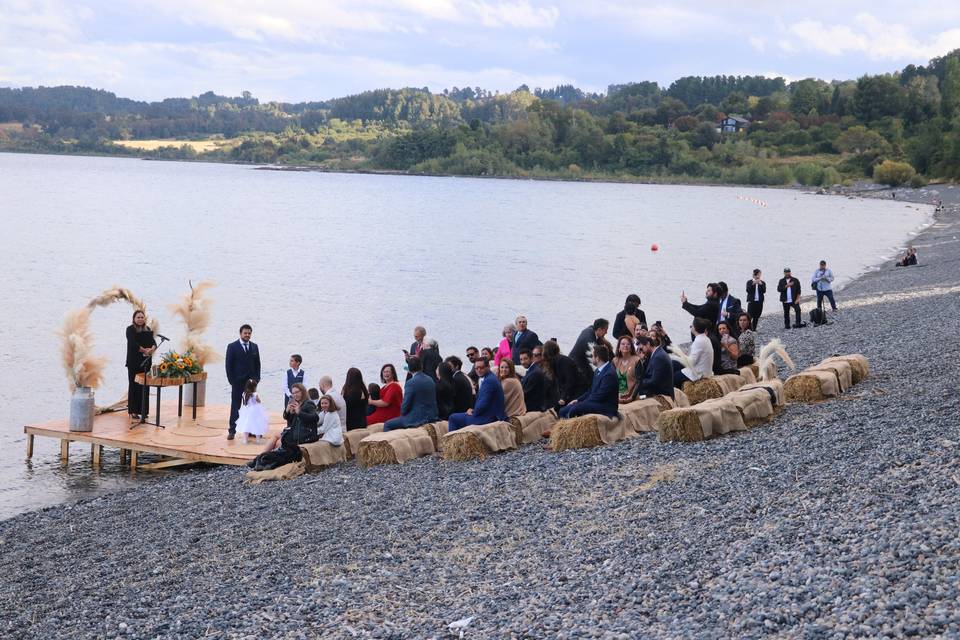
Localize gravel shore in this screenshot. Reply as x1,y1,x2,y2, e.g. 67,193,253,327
2,189,958,639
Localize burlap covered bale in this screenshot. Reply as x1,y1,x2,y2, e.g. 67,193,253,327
656,397,746,443
550,414,633,452
343,422,385,460
682,374,746,405
421,421,449,451
620,398,665,433
508,410,557,445
299,440,346,470
674,388,690,407
245,460,306,485
726,387,775,428
822,354,869,384
784,370,840,403
356,428,435,468
740,380,786,410
442,421,517,461
811,359,854,392
653,394,675,411
738,366,757,385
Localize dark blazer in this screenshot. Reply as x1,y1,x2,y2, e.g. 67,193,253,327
125,325,156,370
634,347,674,399
419,347,443,382
397,372,438,427
718,295,743,323
777,277,802,303
511,329,541,363
745,279,766,304
435,375,455,420
452,371,475,413
612,309,647,339
569,326,600,386
280,401,319,448
520,362,548,412
225,339,261,387
473,372,507,424
682,298,719,325
556,354,587,404
572,363,619,417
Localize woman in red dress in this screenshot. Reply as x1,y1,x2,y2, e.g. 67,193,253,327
367,363,403,425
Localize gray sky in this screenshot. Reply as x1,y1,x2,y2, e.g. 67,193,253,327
2,1,959,102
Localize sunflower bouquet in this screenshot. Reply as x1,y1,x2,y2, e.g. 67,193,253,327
157,349,204,379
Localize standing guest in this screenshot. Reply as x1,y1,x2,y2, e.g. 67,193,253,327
736,312,757,366
367,364,403,425
481,347,496,362
435,361,457,420
569,318,610,389
681,284,721,329
777,268,804,329
340,367,369,431
498,358,527,418
247,383,317,471
316,395,344,447
464,346,480,388
716,281,743,336
403,325,427,381
125,309,156,422
558,343,619,419
717,323,740,374
613,335,641,402
745,269,766,331
673,318,714,388
632,336,674,400
318,376,347,426
281,354,307,409
225,324,261,440
511,315,541,362
445,356,475,413
613,294,647,339
542,339,586,408
494,324,516,367
448,357,506,431
519,348,547,412
383,356,438,431
811,260,838,311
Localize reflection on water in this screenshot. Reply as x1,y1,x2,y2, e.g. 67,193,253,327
0,153,931,520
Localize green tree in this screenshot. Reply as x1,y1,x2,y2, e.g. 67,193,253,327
853,75,905,121
941,56,960,119
790,79,825,115
834,125,888,155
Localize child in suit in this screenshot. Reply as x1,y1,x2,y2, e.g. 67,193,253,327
282,354,307,408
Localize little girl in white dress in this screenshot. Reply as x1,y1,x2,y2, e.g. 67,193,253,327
236,379,269,443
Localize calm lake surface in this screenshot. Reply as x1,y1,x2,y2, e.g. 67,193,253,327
0,152,930,520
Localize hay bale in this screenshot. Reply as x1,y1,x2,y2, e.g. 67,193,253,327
441,421,517,461
738,366,757,385
653,394,675,411
784,370,840,403
823,354,869,384
726,387,775,428
674,388,690,407
682,374,746,405
656,409,706,443
550,414,632,452
620,398,665,433
740,380,785,409
299,440,346,469
356,428,435,468
421,421,449,451
812,359,854,391
508,411,557,445
656,398,746,443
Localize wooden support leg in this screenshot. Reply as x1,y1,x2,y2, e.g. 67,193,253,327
92,444,102,468
26,434,34,458
60,439,69,462
130,450,138,469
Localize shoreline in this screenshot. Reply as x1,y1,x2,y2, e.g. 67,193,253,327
1,189,958,636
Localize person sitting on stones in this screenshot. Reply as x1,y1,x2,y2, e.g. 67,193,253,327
247,383,318,471
448,356,506,431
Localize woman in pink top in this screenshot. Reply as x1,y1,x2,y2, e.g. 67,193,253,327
494,323,516,367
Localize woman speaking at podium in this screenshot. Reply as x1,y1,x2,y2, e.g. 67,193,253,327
126,310,156,421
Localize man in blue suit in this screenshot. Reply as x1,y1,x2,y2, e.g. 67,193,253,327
632,336,674,399
225,324,261,439
384,356,438,431
448,357,506,431
559,343,619,419
510,315,541,363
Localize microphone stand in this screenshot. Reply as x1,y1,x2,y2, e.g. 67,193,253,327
135,334,169,429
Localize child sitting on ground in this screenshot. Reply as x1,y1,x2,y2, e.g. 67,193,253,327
236,379,268,444
366,383,381,416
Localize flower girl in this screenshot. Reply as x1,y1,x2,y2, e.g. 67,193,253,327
236,379,268,443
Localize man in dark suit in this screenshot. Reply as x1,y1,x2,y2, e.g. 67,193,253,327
225,323,261,439
681,283,720,332
716,281,743,337
418,337,442,382
569,318,610,389
632,337,673,399
384,356,438,431
511,315,541,363
777,268,804,329
448,357,506,431
559,343,619,418
464,346,480,389
745,269,766,331
445,356,475,412
518,348,547,412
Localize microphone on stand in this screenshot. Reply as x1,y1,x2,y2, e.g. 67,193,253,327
157,334,171,343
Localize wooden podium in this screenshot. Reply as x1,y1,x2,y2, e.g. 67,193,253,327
134,372,208,426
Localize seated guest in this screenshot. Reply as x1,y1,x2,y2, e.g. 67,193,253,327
613,294,647,339
341,367,369,431
896,247,918,267
445,356,475,413
419,337,443,382
494,323,515,367
435,361,456,420
464,346,480,388
367,364,403,425
632,336,674,399
383,357,439,431
632,322,649,354
542,339,586,408
558,343,619,419
511,315,541,362
247,383,318,471
736,312,756,366
717,322,740,374
498,358,527,418
447,357,506,431
613,335,641,402
569,318,610,389
318,376,347,426
673,318,715,388
650,321,672,349
366,383,380,416
315,394,344,446
481,346,496,363
519,348,547,412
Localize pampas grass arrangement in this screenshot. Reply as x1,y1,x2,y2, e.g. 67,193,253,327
169,280,218,366
88,286,157,331
757,339,795,382
60,308,108,391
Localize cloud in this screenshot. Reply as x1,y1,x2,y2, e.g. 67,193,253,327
472,1,559,29
527,35,559,52
748,36,767,53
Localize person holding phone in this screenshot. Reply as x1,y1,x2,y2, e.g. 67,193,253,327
745,269,766,331
777,268,804,329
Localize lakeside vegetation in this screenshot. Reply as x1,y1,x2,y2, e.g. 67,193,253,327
2,50,960,186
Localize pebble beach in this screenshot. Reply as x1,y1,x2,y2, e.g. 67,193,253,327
2,188,958,639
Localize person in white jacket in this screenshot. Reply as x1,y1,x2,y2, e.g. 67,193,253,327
673,318,715,388
316,395,344,447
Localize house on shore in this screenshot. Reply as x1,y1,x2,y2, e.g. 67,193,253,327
719,115,750,133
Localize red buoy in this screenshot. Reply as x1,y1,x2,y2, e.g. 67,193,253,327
650,243,659,252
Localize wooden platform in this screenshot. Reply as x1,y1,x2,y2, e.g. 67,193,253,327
24,403,287,470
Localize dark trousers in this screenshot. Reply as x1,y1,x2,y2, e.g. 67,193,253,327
747,301,763,331
672,361,691,388
782,302,801,328
816,289,837,310
229,383,244,433
127,366,150,417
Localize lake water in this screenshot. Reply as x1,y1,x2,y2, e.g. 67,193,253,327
0,152,931,520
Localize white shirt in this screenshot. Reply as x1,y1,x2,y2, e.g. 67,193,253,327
317,411,343,446
320,388,348,426
785,280,794,304
682,334,714,382
753,282,761,302
717,297,728,323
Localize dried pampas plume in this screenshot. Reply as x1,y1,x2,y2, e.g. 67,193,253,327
88,286,158,332
758,338,796,381
667,345,694,372
60,308,108,391
169,280,218,366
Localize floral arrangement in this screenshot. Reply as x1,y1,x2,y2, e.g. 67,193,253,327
157,349,204,379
